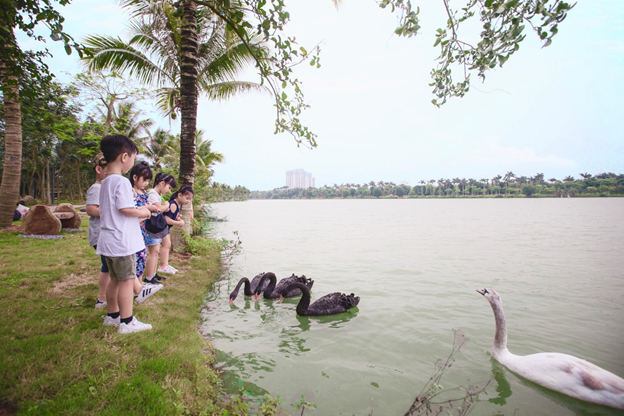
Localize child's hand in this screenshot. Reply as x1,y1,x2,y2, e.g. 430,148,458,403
178,219,185,227
137,207,151,218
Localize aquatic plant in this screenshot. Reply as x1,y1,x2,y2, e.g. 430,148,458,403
404,329,492,416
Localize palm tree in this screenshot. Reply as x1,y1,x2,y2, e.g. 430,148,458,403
419,180,425,196
427,179,435,196
109,100,154,144
503,171,516,196
143,128,177,171
83,0,267,182
480,178,489,195
83,0,268,245
533,172,545,185
492,175,502,194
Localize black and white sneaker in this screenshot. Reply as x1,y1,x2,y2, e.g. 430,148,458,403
135,283,163,304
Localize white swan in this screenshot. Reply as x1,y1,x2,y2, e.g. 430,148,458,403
477,288,624,409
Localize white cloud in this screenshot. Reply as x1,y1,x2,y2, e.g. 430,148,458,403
462,136,578,168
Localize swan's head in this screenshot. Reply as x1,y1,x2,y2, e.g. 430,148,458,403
476,288,502,305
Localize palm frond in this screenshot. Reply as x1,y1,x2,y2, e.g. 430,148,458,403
201,81,269,102
82,35,170,87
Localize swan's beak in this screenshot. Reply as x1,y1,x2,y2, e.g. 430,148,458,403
476,288,488,296
254,293,259,301
279,294,284,302
229,298,233,304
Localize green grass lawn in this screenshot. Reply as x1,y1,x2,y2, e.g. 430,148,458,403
0,218,228,415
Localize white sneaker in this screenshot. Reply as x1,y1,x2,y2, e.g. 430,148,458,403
158,265,177,274
118,317,152,334
135,283,163,304
95,299,107,309
102,315,120,326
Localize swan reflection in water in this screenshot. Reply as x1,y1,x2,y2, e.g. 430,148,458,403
297,308,360,330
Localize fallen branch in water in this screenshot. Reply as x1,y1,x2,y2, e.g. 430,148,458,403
404,329,493,416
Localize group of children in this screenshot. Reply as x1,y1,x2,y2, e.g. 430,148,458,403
86,134,194,334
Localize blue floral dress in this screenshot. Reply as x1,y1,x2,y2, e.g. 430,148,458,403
134,191,150,279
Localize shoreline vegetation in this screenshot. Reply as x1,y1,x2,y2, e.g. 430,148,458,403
1,213,490,416
250,172,624,200
0,216,237,415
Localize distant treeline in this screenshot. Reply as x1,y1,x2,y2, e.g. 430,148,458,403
250,172,624,199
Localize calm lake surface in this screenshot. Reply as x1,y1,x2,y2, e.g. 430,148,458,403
201,198,624,415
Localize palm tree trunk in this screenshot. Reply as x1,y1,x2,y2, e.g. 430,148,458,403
0,60,23,227
172,0,199,249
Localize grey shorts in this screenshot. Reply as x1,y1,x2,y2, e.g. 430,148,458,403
104,254,137,281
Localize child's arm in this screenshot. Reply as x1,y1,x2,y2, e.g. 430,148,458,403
164,212,185,227
164,216,184,227
86,205,99,217
120,206,151,218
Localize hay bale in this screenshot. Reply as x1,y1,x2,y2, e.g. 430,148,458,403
23,205,61,235
54,203,81,229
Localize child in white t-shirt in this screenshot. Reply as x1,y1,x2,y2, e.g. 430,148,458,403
97,135,159,334
86,153,109,309
144,173,176,284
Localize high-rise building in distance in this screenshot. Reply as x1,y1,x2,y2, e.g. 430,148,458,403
286,169,315,189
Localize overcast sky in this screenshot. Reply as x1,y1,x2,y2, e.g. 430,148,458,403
16,0,624,190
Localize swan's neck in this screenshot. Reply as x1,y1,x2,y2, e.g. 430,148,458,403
295,283,311,316
232,278,249,298
490,299,509,357
262,273,277,296
241,278,252,296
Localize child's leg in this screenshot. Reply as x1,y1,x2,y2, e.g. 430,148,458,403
98,272,110,302
95,251,110,307
135,249,146,291
118,279,135,320
159,234,171,269
106,277,120,314
145,243,161,279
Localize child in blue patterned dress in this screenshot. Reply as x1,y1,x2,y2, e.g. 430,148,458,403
129,161,163,303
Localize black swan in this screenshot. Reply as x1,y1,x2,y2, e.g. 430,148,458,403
254,272,314,300
478,288,624,409
229,272,271,304
277,282,360,316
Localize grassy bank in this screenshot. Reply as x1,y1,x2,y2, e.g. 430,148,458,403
0,217,228,415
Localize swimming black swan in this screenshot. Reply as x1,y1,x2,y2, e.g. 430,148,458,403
229,272,272,304
254,272,314,300
277,282,359,316
477,288,624,409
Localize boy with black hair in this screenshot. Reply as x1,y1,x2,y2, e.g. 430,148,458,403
97,135,159,334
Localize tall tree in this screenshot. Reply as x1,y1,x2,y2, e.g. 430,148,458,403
0,0,81,226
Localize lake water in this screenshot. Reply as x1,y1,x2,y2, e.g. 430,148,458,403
200,198,624,415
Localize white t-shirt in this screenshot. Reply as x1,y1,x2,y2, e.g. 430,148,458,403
86,182,101,247
147,188,161,205
96,174,145,257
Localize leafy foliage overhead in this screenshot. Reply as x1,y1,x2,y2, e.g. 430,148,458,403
0,0,82,92
82,0,268,120
192,0,575,147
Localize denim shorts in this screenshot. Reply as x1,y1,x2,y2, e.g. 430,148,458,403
93,245,109,273
145,234,162,247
